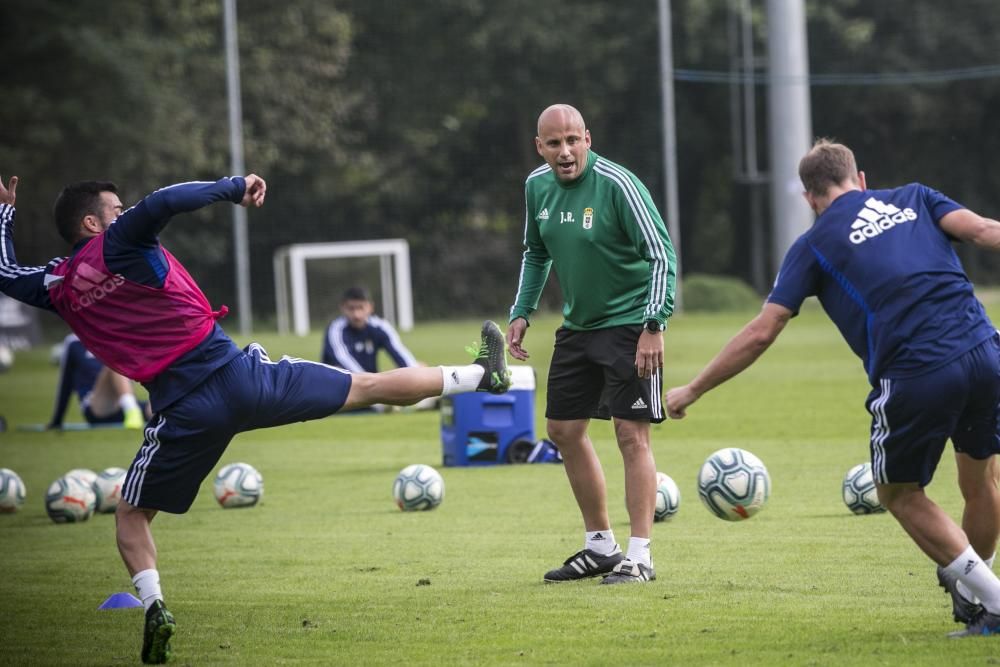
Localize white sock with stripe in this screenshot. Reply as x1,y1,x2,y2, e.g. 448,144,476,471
957,552,997,603
132,568,164,611
947,546,1000,614
439,365,485,396
585,530,618,555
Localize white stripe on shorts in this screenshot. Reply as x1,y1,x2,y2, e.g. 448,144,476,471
870,378,892,484
123,415,166,506
650,370,663,420
249,341,351,374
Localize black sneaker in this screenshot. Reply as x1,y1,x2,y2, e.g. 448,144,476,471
600,559,656,585
948,610,1000,638
938,566,983,624
543,547,624,582
473,321,511,394
141,600,176,664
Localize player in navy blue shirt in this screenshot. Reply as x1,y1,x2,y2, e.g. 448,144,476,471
321,286,419,373
666,140,1000,637
48,333,148,429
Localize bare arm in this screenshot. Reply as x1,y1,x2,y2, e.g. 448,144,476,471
939,209,1000,250
665,302,793,419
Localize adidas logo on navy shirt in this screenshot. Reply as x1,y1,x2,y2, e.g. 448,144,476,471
849,197,917,245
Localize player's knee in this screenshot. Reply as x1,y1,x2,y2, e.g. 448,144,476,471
546,420,585,447
612,419,650,452
344,372,380,405
876,482,921,515
115,500,157,527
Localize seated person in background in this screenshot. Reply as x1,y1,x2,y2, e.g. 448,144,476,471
321,286,434,411
322,286,419,372
49,333,148,429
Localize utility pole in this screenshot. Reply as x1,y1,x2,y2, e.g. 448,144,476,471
224,0,252,334
766,0,813,270
657,0,683,310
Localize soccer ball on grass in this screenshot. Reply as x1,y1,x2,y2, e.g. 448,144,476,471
94,467,128,513
65,468,98,488
697,448,770,521
213,462,264,508
45,475,97,523
654,471,680,522
392,464,444,511
0,468,26,513
842,462,885,515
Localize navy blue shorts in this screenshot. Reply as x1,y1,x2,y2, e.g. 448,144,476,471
122,344,352,513
866,335,1000,487
546,325,664,423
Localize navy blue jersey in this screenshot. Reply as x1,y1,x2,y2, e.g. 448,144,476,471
767,183,995,384
1,180,245,410
321,315,417,373
49,334,104,426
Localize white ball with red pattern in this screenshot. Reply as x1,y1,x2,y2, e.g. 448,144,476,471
213,462,263,509
45,475,97,523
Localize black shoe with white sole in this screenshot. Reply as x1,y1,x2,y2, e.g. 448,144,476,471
600,559,656,585
543,547,624,582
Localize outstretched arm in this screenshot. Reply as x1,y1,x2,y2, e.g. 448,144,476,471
665,302,792,419
939,209,1000,250
111,174,267,247
0,174,56,311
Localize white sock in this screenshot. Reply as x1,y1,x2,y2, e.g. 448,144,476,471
957,552,997,603
119,394,139,411
585,530,618,556
626,536,652,567
132,568,163,611
946,545,1000,614
439,365,484,396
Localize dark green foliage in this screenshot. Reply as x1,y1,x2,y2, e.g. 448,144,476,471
681,273,762,312
2,1,999,321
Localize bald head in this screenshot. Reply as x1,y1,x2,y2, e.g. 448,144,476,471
536,104,586,136
535,104,592,182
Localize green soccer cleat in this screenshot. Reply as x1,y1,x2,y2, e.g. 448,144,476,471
141,600,176,664
471,321,512,394
123,406,145,430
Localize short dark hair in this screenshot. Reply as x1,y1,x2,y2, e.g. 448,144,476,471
53,181,119,244
798,139,858,198
341,286,371,303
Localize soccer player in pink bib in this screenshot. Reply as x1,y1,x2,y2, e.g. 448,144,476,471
0,172,510,663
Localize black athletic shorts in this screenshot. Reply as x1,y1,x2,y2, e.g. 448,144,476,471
546,325,664,423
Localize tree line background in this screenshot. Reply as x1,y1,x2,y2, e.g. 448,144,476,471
3,0,999,328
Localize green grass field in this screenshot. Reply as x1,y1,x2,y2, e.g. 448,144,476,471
2,308,1000,665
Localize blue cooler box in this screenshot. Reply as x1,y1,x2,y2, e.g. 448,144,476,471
440,366,536,466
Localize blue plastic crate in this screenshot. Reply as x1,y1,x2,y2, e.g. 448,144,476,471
440,366,535,466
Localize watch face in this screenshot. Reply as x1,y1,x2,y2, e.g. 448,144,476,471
645,321,659,332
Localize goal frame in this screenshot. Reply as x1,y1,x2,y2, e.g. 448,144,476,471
273,239,413,335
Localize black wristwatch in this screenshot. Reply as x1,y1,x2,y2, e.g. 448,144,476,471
644,320,663,333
